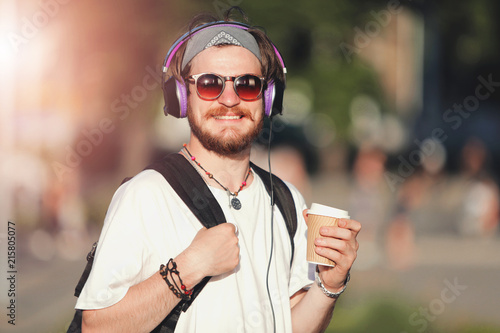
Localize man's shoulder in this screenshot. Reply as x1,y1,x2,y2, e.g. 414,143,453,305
114,169,171,200
251,165,303,201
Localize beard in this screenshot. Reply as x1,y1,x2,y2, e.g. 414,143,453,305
187,105,264,156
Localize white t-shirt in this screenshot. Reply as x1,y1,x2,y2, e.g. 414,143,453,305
76,167,312,332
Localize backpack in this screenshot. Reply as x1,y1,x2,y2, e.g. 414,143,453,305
67,153,297,332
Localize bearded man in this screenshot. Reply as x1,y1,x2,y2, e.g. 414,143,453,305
73,8,360,333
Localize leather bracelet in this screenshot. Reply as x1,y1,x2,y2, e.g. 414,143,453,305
315,266,350,298
160,259,193,301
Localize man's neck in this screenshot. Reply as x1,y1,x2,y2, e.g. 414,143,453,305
183,139,254,193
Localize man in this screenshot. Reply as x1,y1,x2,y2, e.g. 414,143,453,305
75,10,360,333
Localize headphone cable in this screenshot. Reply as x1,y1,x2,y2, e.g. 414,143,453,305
265,117,276,333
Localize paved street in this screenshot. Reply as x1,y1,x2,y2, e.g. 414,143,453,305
0,231,90,333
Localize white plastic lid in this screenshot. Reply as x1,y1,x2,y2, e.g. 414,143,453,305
308,203,349,219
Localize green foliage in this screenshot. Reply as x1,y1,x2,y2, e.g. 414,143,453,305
240,1,388,137
323,296,500,333
453,325,500,333
325,296,429,333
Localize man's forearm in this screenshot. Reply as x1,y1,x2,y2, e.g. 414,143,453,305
291,283,338,333
81,224,239,332
82,253,204,333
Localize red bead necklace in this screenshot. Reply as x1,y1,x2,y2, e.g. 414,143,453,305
182,143,251,210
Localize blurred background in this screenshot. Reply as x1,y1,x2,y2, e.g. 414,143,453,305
1,0,499,332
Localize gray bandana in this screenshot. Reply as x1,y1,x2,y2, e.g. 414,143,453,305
181,26,262,70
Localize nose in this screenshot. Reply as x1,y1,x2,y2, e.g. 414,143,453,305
218,78,240,108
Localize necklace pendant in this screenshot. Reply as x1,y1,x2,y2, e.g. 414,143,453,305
231,197,242,210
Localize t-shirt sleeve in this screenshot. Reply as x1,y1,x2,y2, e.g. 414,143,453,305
75,171,168,310
286,182,314,297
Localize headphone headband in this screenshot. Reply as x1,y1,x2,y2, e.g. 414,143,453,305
163,21,256,72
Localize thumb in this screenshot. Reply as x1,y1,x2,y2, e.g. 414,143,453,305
302,209,309,225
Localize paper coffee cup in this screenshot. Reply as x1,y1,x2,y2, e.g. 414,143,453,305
307,203,349,267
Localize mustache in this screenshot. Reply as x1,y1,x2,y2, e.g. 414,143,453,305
206,106,255,121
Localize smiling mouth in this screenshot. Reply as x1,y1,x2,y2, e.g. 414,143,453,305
213,115,243,120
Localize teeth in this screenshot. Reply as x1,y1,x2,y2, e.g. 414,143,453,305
214,116,241,120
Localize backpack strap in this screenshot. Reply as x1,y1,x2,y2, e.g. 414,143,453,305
148,154,226,332
73,242,97,297
250,162,298,267
149,154,226,228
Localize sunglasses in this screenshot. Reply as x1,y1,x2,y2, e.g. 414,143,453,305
185,73,266,101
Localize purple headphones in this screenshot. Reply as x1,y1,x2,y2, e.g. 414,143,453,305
161,21,286,118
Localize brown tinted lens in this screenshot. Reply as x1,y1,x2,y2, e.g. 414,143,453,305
234,75,263,100
196,74,224,99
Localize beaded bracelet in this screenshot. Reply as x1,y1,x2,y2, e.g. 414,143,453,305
159,259,193,301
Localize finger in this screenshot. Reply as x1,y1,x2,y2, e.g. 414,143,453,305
319,226,352,241
302,209,308,225
316,231,359,261
217,222,235,232
211,224,239,242
315,243,357,269
223,224,239,241
315,237,350,255
227,222,238,235
318,229,359,255
338,218,362,233
314,246,345,267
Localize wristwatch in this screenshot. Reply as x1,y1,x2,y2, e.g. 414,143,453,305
315,266,350,298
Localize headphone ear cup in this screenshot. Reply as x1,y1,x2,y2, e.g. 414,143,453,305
263,80,284,117
263,81,275,117
163,77,188,118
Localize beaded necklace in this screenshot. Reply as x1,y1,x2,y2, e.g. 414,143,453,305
182,144,251,210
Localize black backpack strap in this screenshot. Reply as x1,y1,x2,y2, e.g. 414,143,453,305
67,241,98,333
73,242,97,297
250,162,298,267
149,154,226,228
148,154,226,332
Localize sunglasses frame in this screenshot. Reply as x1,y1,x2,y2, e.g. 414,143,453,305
185,73,266,101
